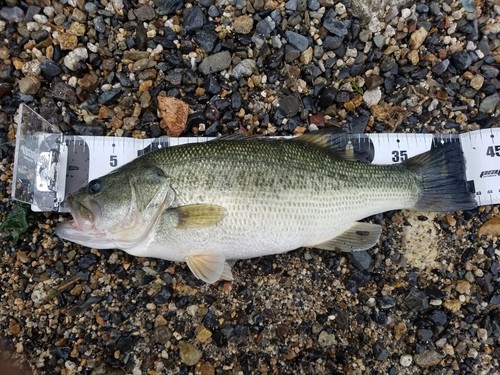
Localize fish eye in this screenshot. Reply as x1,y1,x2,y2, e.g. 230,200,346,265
87,179,102,194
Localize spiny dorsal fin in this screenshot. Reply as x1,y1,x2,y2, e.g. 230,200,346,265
294,134,330,149
174,204,227,229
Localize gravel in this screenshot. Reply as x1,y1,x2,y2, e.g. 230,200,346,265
0,0,499,373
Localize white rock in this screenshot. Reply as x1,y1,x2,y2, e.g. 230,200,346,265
363,88,382,107
33,14,48,24
401,8,412,18
63,47,88,71
335,3,346,15
400,354,413,367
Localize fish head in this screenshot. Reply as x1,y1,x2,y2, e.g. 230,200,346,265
56,163,174,249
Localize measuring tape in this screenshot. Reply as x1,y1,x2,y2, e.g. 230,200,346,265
12,104,500,212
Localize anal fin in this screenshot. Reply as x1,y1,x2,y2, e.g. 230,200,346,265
314,222,382,252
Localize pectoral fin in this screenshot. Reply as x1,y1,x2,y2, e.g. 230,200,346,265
314,222,382,252
186,253,232,284
174,204,227,229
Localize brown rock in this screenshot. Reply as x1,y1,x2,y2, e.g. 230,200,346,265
157,96,189,137
78,72,99,92
197,361,215,375
233,15,254,34
443,299,461,313
414,350,443,367
18,76,41,95
410,27,428,50
478,217,500,237
58,33,78,50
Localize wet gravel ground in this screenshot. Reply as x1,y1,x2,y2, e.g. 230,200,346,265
1,0,499,374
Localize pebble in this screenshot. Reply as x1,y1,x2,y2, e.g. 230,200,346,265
347,251,373,271
63,47,88,71
178,341,202,366
233,15,253,34
0,6,24,22
410,27,428,50
183,6,205,32
318,330,336,347
285,30,309,52
400,354,413,367
414,350,443,367
98,88,122,105
157,95,189,136
199,50,231,75
256,16,276,37
232,59,256,78
450,51,472,71
478,217,500,237
362,88,382,107
18,76,40,95
51,81,77,103
479,93,500,114
134,5,156,21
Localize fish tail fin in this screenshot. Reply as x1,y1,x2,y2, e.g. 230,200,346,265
404,141,476,212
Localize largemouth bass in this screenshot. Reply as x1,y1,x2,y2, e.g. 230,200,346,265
56,135,476,283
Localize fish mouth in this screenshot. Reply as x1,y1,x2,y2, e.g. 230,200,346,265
56,196,104,244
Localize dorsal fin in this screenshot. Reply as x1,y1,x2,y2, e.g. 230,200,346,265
294,134,331,148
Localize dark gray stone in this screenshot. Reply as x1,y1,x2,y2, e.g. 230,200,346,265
285,30,309,52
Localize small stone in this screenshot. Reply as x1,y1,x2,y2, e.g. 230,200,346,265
40,60,62,77
178,341,202,366
400,354,412,367
404,289,429,311
122,117,140,131
455,280,471,294
279,95,299,117
0,6,24,22
373,35,385,48
158,96,189,136
196,325,212,343
183,6,205,32
363,88,382,107
414,350,443,367
285,30,309,52
410,27,428,49
365,75,384,89
318,330,336,347
347,251,373,271
432,59,450,75
52,81,77,103
134,5,156,21
450,51,472,71
325,20,348,37
199,50,231,75
18,76,41,95
256,16,275,37
443,299,462,313
132,58,157,72
232,59,255,79
233,15,253,34
58,33,78,50
198,362,215,375
478,217,500,237
479,93,500,114
63,47,88,71
21,60,41,77
98,88,122,105
78,72,99,92
407,49,420,65
323,36,343,50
